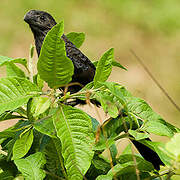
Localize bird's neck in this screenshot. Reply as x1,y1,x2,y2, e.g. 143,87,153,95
31,28,48,57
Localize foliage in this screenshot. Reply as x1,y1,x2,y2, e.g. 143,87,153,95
0,21,179,180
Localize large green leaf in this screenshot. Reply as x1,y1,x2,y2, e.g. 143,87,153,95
14,152,46,180
13,128,34,160
53,105,94,180
94,48,114,87
6,62,26,78
66,32,85,48
0,77,40,115
37,21,74,88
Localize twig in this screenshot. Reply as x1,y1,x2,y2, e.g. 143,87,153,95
130,49,180,113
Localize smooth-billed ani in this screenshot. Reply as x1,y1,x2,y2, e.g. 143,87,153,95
24,10,164,170
24,10,95,94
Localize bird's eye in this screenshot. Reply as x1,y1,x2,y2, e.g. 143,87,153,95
40,15,46,21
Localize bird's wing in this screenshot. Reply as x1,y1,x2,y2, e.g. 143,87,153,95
62,34,96,85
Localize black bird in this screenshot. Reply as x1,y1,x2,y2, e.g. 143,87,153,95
24,10,164,170
24,10,96,94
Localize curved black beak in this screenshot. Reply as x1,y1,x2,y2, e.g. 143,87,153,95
24,10,36,24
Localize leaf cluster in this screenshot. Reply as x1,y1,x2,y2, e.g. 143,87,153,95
0,21,179,180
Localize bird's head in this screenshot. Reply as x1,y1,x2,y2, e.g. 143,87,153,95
24,10,57,56
24,10,57,33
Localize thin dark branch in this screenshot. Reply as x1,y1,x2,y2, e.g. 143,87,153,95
130,49,180,113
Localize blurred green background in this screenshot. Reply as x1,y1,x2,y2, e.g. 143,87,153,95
0,0,180,127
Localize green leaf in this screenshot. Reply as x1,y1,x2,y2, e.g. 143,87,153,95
128,130,149,140
93,60,127,71
14,152,46,180
125,97,162,121
88,114,99,132
97,158,152,180
33,74,44,90
96,162,135,180
99,82,127,107
93,138,115,151
122,144,132,154
109,144,118,163
103,85,177,137
94,48,114,87
0,171,14,180
141,118,175,137
44,138,64,178
99,116,125,139
0,77,40,115
13,128,34,160
6,62,26,78
30,45,35,59
95,91,119,118
0,130,16,138
0,154,18,177
37,74,44,90
112,60,127,70
92,155,111,174
92,61,98,67
53,105,94,180
86,154,111,179
117,154,154,171
37,21,74,88
0,111,23,121
166,133,180,159
66,32,85,48
33,116,56,138
28,96,51,120
0,56,27,69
